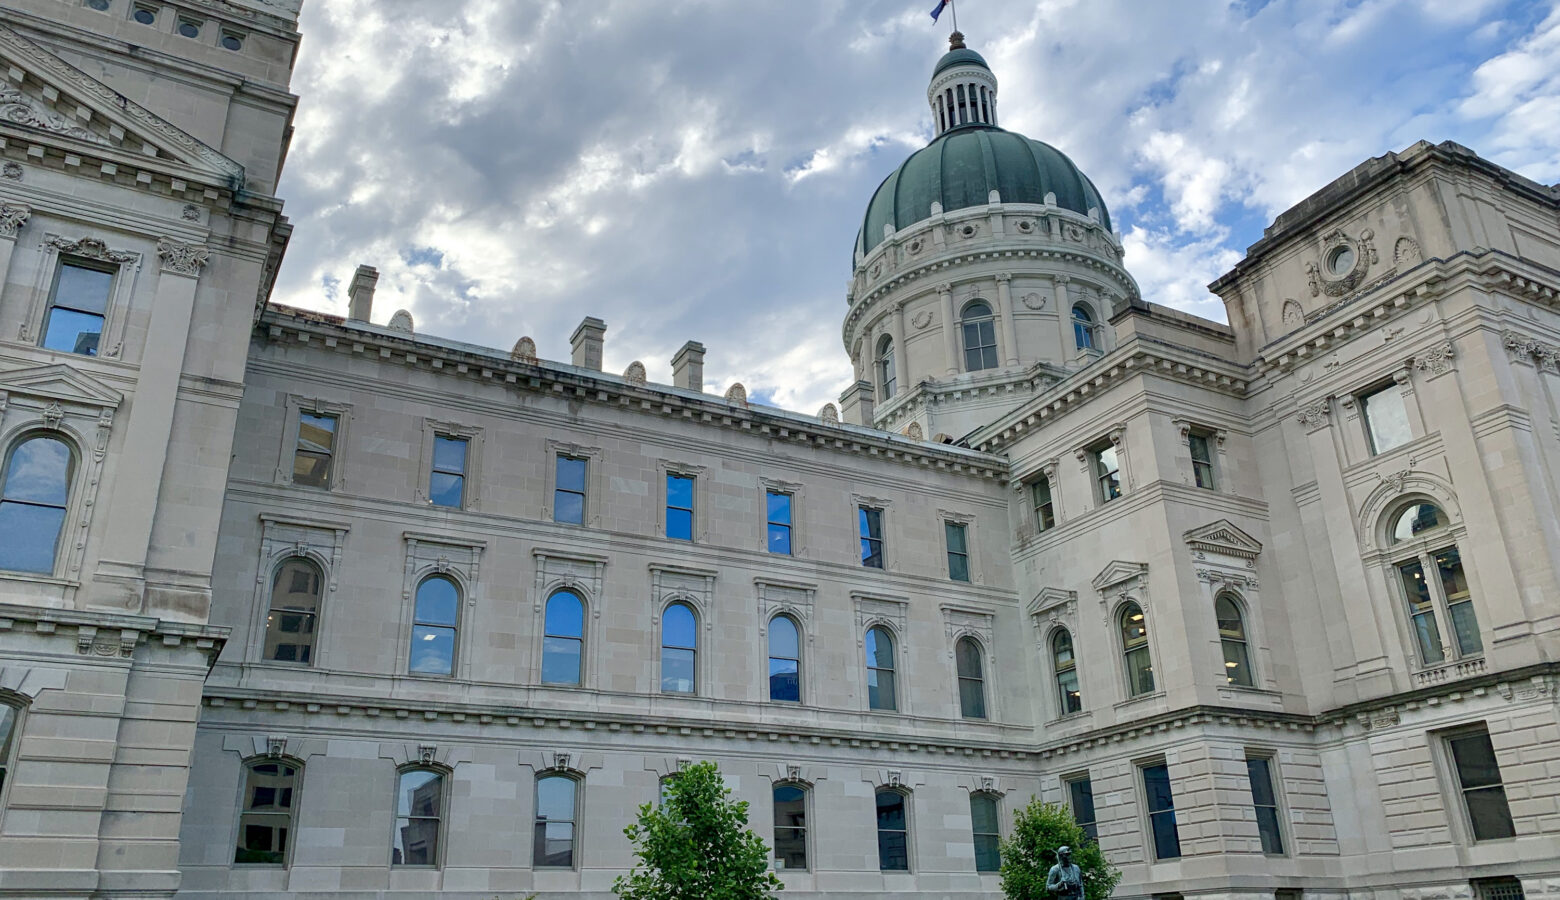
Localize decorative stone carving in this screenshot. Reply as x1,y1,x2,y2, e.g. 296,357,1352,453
181,204,201,221
1414,341,1455,377
957,222,979,239
388,309,414,334
1014,218,1035,234
623,361,647,385
1,162,20,180
1020,291,1045,310
1297,398,1331,431
904,422,924,441
1380,468,1412,497
906,237,924,256
0,202,30,239
41,401,64,430
157,238,209,276
45,235,134,264
418,744,438,765
887,769,903,788
724,382,747,406
266,736,288,759
0,86,108,145
1061,221,1085,242
910,308,934,329
512,336,537,362
1281,299,1304,331
1310,228,1375,297
1394,236,1422,267
817,403,838,424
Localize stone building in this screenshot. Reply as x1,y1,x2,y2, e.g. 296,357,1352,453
0,4,1555,900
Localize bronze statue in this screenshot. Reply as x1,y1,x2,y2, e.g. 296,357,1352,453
1045,845,1083,900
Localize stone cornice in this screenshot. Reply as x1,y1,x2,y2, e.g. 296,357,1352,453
258,307,1010,482
0,601,227,666
971,339,1251,454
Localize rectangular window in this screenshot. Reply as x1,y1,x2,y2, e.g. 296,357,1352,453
666,474,694,541
554,456,586,525
292,412,337,488
429,436,467,508
1032,478,1055,532
1245,755,1285,854
1141,762,1181,860
767,491,793,555
945,521,970,582
1094,444,1122,503
42,260,113,356
1398,558,1446,664
1437,548,1481,656
1446,728,1516,841
1189,432,1216,490
859,506,883,568
1472,878,1526,900
1065,775,1098,843
1361,384,1411,455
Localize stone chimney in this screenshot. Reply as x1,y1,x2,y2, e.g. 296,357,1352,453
838,380,875,427
570,317,606,371
347,264,379,322
672,341,705,392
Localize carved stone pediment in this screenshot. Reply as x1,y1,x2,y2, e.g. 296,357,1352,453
1026,587,1076,618
0,23,243,179
1183,519,1262,561
0,363,122,409
1091,560,1148,594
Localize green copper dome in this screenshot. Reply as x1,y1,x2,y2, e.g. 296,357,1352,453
933,47,989,76
857,125,1112,256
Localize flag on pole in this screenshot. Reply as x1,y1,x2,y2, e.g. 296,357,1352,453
930,0,949,22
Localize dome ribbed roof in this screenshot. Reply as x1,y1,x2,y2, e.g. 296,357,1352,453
857,125,1111,256
933,47,989,76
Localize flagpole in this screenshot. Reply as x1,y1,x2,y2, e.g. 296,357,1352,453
949,0,958,33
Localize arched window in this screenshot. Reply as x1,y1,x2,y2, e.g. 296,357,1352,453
534,773,579,868
0,699,21,803
392,768,444,866
956,636,987,719
865,626,897,711
234,758,299,865
1072,305,1097,352
1052,628,1082,714
773,783,808,871
970,793,1001,872
875,788,910,870
1215,595,1254,687
409,576,459,676
542,591,585,685
768,615,802,702
1386,501,1480,663
1120,602,1154,696
0,435,73,574
263,558,322,664
961,300,999,371
661,602,697,694
877,335,897,400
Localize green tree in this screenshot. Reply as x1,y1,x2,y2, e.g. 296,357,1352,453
613,761,784,900
999,798,1120,900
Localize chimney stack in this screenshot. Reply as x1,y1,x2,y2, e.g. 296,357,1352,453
570,317,606,371
347,264,379,322
672,341,705,392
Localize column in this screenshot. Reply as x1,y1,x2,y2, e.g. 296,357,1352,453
890,302,909,396
939,283,958,376
995,273,1019,367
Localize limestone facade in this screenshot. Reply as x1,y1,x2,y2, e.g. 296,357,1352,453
0,6,1555,900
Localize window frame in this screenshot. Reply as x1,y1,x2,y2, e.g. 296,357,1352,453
1358,380,1414,456
1118,601,1156,698
960,299,999,372
772,781,810,872
40,256,117,357
1243,751,1286,856
955,635,988,720
260,555,325,667
1092,443,1122,504
418,420,482,510
874,787,913,872
533,771,583,869
233,756,302,867
944,519,971,583
969,791,1002,873
0,695,24,823
1031,475,1056,533
1051,627,1083,716
541,589,587,686
659,600,699,695
859,504,885,569
877,334,897,401
1382,500,1481,668
278,395,351,491
428,435,468,508
391,765,447,868
407,574,461,678
864,624,899,712
1139,759,1182,861
1215,593,1256,688
767,614,804,703
766,489,794,556
1188,429,1217,490
1440,725,1517,843
1063,772,1098,843
0,432,77,577
665,472,695,542
1071,303,1099,353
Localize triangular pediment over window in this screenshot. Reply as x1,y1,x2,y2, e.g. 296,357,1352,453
0,23,243,182
1091,560,1148,593
1183,519,1262,560
0,363,122,409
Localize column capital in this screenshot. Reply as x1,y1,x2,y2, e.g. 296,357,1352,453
0,202,31,239
936,282,953,296
994,272,1012,284
157,238,209,277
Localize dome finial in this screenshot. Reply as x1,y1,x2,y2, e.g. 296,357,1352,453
949,30,966,50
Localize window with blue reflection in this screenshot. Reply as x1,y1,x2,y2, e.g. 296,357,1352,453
409,576,458,676
666,474,694,541
768,615,801,702
534,774,578,868
859,506,883,568
429,436,467,508
392,768,443,866
542,591,584,685
42,261,113,356
767,491,792,555
876,789,909,871
865,626,897,711
1072,304,1096,352
661,602,697,694
0,435,73,574
1142,762,1181,860
554,456,586,525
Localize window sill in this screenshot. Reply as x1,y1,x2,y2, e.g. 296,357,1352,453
0,571,78,588
1046,710,1091,726
1113,691,1166,710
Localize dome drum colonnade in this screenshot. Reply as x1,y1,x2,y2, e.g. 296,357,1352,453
841,34,1139,440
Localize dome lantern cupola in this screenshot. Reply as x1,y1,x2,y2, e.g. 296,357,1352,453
928,31,996,134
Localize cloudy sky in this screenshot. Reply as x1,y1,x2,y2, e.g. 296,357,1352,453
270,0,1560,413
